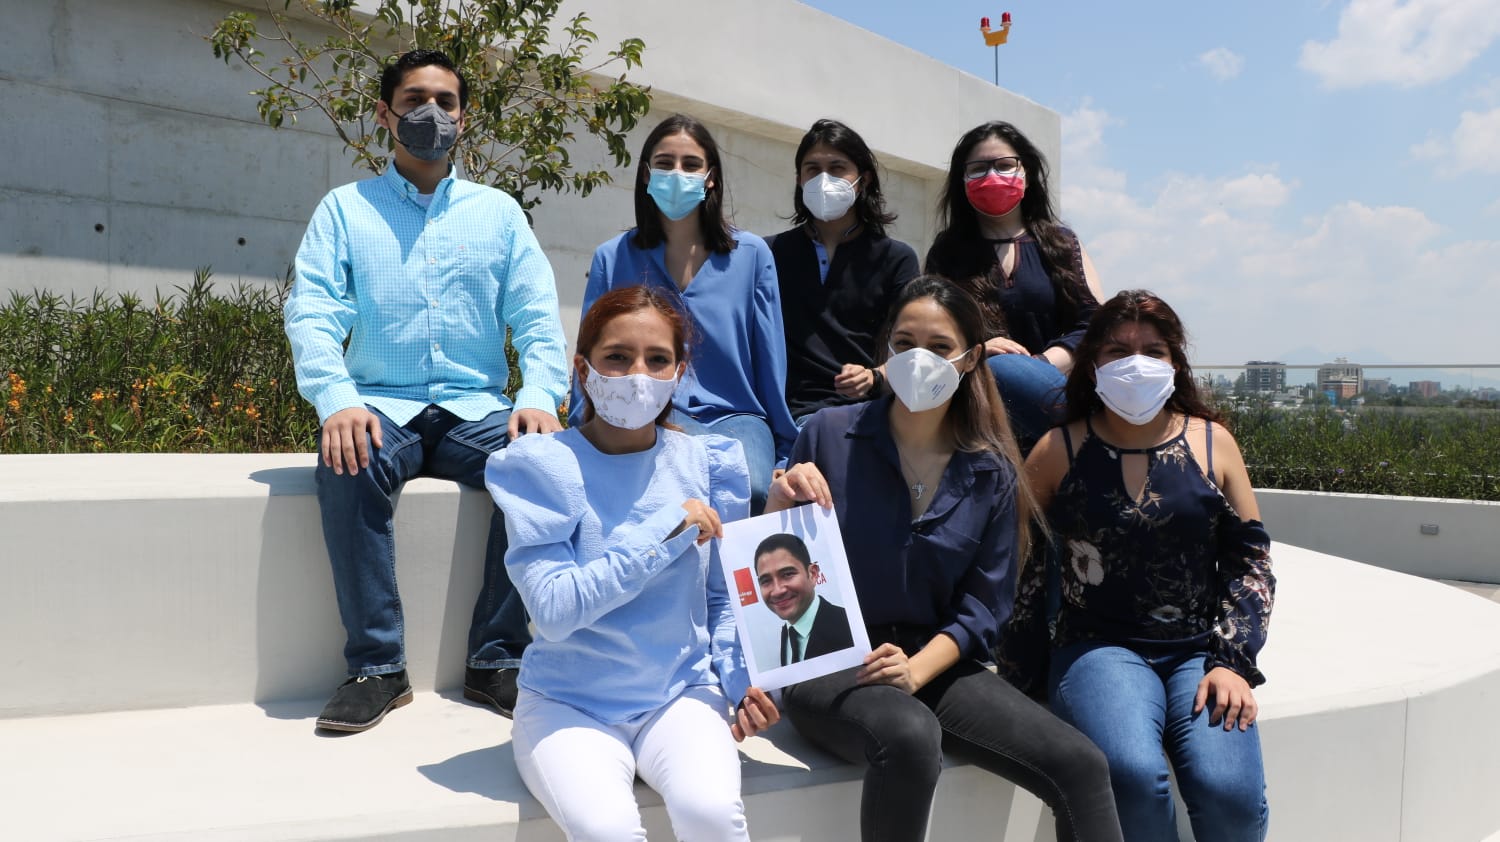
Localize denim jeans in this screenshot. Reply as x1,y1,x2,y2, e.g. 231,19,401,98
987,353,1067,451
1049,641,1269,842
314,404,530,676
783,655,1123,842
667,410,775,515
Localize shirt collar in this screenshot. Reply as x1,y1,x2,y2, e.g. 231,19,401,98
788,594,823,639
382,163,457,205
846,395,1006,477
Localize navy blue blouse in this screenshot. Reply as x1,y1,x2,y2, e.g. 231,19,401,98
789,397,1021,659
996,417,1275,693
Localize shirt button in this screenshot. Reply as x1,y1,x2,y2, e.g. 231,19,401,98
429,257,436,265
429,300,438,308
432,342,440,351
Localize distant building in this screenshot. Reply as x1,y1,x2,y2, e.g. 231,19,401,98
1245,361,1287,393
1410,380,1441,398
1477,388,1500,402
1318,357,1364,397
1364,378,1391,395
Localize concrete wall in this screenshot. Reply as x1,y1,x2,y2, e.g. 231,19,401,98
1,0,1059,342
1258,489,1500,584
7,454,1500,840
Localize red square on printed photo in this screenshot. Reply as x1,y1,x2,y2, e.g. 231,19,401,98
734,567,758,606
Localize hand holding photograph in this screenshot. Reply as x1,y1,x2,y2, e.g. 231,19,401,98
719,504,871,691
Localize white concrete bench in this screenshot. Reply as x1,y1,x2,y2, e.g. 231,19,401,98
4,454,1500,840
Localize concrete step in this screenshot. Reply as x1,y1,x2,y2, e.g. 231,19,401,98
0,692,1053,842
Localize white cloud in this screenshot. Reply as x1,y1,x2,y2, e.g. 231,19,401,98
1061,99,1126,192
1409,107,1500,174
1059,104,1500,364
1450,108,1500,173
1198,47,1244,81
1486,198,1500,216
1299,0,1500,89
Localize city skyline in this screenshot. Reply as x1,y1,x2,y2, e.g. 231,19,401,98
802,0,1500,367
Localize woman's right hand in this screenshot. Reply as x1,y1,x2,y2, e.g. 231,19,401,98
668,499,722,545
985,336,1030,357
766,462,833,511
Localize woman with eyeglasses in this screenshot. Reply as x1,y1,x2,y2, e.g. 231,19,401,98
574,113,798,514
925,121,1105,451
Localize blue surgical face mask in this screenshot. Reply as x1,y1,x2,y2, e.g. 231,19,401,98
646,168,709,220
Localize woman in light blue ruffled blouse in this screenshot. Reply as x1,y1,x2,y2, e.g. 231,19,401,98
486,284,778,842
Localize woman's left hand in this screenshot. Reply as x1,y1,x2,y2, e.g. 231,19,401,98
1194,667,1258,731
731,687,781,742
855,643,917,694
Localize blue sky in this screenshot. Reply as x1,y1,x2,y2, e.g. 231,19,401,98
801,0,1500,370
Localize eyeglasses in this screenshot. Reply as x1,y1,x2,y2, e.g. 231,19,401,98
963,156,1022,181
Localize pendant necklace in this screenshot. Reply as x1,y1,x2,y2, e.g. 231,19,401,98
895,446,942,501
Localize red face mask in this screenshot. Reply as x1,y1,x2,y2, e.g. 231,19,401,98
964,173,1025,217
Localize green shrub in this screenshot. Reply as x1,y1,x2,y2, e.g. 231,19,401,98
1226,404,1500,501
0,269,315,453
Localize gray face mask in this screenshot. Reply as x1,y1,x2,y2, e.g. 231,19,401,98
393,101,459,161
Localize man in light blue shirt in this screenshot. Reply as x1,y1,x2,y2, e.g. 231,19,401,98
285,50,569,733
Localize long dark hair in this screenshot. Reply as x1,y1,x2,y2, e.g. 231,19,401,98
574,285,693,429
1063,289,1223,425
876,276,1041,556
631,114,736,254
926,121,1090,337
789,119,896,236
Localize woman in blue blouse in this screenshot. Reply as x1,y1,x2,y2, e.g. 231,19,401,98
574,113,798,513
925,121,1105,451
488,285,779,842
767,277,1122,842
997,290,1274,841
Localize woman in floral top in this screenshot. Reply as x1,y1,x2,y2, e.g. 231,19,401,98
997,289,1274,842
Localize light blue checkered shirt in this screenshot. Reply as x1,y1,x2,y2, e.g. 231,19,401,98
286,165,568,426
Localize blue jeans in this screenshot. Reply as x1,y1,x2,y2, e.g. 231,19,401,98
314,404,529,676
1048,641,1268,842
668,410,775,515
987,353,1067,450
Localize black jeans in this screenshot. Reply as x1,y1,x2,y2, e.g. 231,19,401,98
783,656,1123,842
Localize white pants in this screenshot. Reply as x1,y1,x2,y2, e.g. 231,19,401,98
513,684,749,842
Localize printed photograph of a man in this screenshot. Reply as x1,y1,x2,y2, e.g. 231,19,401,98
754,533,854,669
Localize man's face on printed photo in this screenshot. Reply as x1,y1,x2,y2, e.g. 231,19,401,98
756,549,817,624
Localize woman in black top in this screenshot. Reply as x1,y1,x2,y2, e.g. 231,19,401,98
769,119,920,421
925,121,1104,450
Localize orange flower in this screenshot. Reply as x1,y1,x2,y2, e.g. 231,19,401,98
91,390,106,404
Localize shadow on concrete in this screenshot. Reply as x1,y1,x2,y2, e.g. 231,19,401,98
418,741,523,803
249,465,316,496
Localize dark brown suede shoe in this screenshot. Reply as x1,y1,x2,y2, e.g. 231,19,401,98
463,667,518,719
315,670,412,733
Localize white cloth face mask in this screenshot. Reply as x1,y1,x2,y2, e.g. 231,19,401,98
885,345,969,413
801,173,860,222
1094,354,1177,425
583,362,678,430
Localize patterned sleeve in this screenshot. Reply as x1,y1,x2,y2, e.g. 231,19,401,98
285,193,361,423
1207,516,1275,686
702,435,753,708
994,538,1053,698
